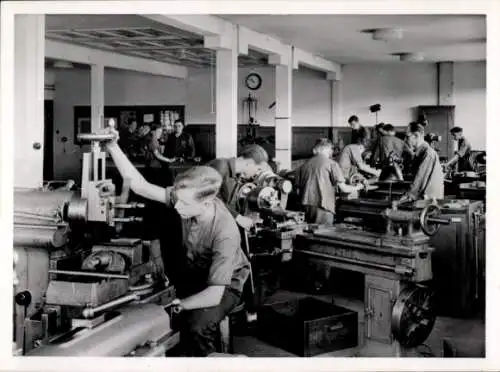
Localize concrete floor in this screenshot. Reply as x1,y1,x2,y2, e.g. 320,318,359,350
232,290,485,358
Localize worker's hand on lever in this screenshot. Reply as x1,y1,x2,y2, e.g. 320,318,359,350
236,214,254,230
103,119,120,148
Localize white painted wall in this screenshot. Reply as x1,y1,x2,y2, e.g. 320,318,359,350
341,63,438,128
454,61,486,150
51,61,486,180
186,66,331,126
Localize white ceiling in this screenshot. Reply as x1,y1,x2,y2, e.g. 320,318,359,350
218,15,486,63
45,15,268,68
45,15,486,68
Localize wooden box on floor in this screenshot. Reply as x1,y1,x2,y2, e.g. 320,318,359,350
257,297,358,357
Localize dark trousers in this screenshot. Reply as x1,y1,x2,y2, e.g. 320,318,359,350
304,205,335,226
177,287,241,356
303,206,334,291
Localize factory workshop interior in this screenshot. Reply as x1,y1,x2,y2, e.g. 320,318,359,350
9,12,487,359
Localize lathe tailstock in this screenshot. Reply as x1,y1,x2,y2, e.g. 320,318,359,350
13,131,178,356
293,198,450,356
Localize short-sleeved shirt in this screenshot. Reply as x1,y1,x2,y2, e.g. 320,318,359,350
165,190,250,295
164,131,196,159
207,158,241,218
295,154,346,214
408,142,444,200
456,137,472,171
337,144,365,180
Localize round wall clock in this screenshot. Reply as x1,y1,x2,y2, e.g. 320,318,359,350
245,73,262,90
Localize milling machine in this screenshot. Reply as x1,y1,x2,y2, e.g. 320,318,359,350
13,132,178,357
293,197,452,356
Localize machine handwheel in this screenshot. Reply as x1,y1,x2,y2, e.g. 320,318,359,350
419,204,441,236
391,286,436,348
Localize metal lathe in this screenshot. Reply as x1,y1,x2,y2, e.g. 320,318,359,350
13,132,178,357
293,193,452,356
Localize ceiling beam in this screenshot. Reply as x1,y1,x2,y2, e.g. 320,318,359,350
293,47,342,79
238,26,289,60
45,39,188,79
112,45,205,51
46,33,186,42
142,15,229,36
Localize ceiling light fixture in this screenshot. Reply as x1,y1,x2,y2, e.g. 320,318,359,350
371,28,404,41
398,52,424,62
53,60,74,69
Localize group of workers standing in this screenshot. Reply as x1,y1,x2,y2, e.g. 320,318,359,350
293,114,473,226
118,119,197,186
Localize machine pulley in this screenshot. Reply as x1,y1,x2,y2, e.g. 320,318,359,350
391,285,436,348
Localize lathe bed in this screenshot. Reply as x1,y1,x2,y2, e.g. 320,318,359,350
295,226,433,282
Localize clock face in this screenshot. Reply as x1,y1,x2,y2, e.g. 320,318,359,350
245,73,262,90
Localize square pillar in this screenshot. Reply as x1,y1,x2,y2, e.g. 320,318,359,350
207,25,238,158
328,74,343,128
14,15,45,188
438,62,454,106
91,64,105,131
271,48,293,171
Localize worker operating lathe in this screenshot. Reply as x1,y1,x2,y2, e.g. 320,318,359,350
104,124,250,357
295,138,365,225
398,122,444,204
207,144,270,230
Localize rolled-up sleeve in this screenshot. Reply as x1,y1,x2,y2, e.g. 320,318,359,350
207,235,239,286
330,162,346,185
350,146,364,168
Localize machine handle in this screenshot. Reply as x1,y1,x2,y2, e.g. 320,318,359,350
114,203,146,209
113,217,143,223
48,269,129,280
426,217,450,225
77,133,116,142
82,293,140,318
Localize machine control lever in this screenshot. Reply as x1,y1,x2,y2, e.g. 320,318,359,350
113,217,143,223
77,133,116,142
82,293,140,319
114,203,145,209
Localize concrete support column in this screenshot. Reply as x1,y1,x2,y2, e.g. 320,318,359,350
328,72,343,146
271,48,293,171
206,25,238,158
91,64,105,131
438,62,454,105
14,15,45,188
